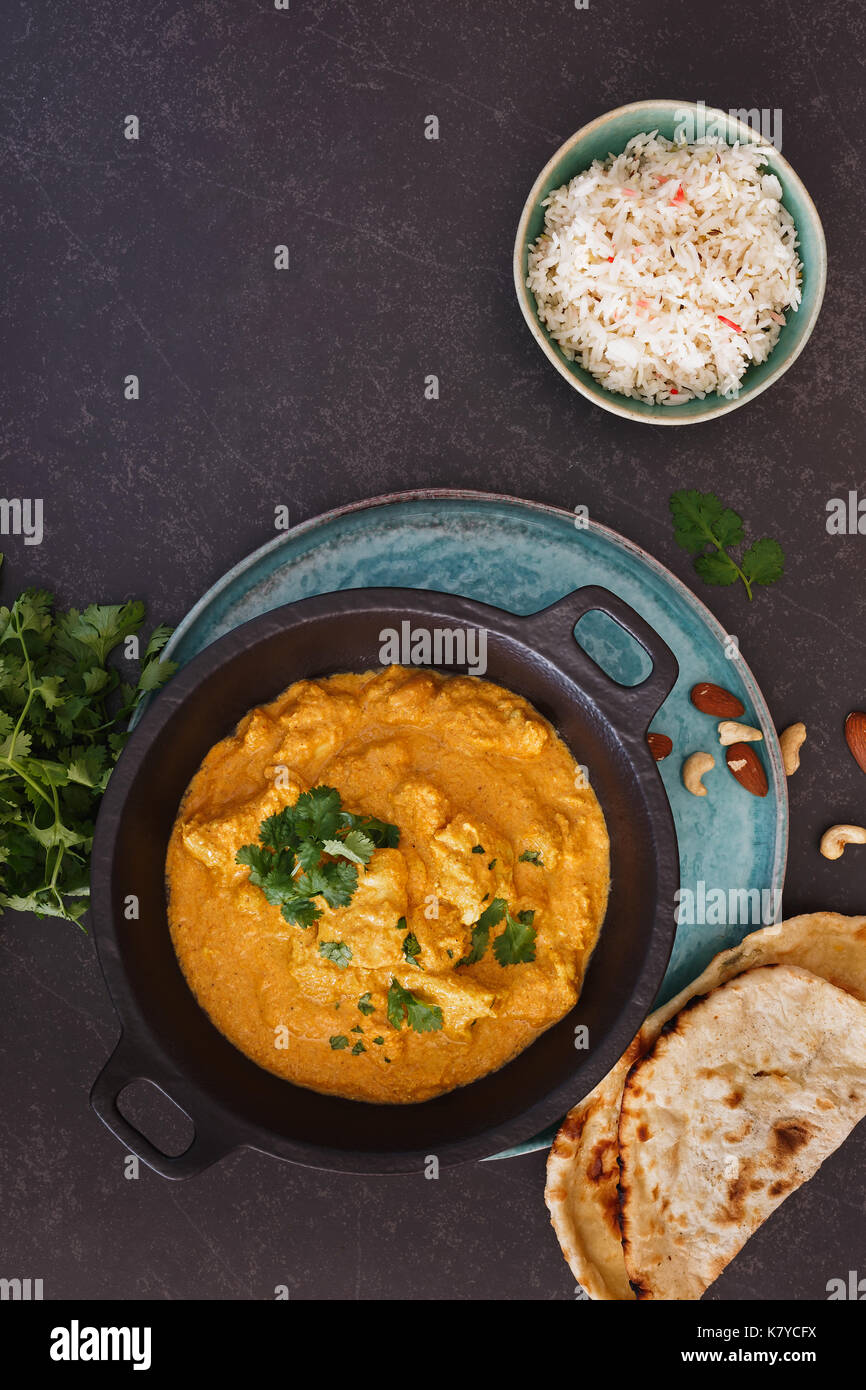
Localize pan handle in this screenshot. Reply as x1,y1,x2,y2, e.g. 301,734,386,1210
90,1036,237,1181
521,585,678,731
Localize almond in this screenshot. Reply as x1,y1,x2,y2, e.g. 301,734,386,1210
690,682,745,719
845,711,866,775
647,732,673,761
725,742,768,797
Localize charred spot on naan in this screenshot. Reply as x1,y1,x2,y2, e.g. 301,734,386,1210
719,1159,756,1223
771,1118,814,1157
557,1105,589,1150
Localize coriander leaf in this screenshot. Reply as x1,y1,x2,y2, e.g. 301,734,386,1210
62,745,108,788
318,940,352,970
1,889,88,921
235,842,279,882
386,978,408,1030
34,675,64,710
295,837,324,872
357,992,375,1016
134,654,178,697
405,993,444,1034
329,1035,349,1050
351,1040,366,1055
259,806,300,854
476,897,507,931
471,844,485,854
402,930,422,966
322,827,376,865
519,849,544,866
341,810,400,848
82,667,111,698
669,490,744,556
669,488,783,602
457,896,508,966
493,908,537,966
0,728,31,759
457,921,490,967
694,551,740,587
143,624,174,660
386,978,444,1034
28,820,88,851
321,837,359,861
291,785,342,843
255,851,301,906
741,537,785,587
280,896,322,928
58,602,146,666
341,827,376,863
316,859,358,909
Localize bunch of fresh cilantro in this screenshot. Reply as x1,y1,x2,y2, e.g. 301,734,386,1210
236,786,399,928
0,561,176,924
669,490,784,601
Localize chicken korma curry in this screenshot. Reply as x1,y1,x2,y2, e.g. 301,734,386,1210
166,666,610,1103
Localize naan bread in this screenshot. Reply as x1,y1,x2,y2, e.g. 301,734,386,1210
618,965,866,1300
544,913,866,1299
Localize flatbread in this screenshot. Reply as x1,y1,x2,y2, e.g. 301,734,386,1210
544,913,866,1299
619,964,866,1300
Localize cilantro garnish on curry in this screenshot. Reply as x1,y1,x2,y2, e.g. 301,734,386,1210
166,665,609,1104
235,785,398,928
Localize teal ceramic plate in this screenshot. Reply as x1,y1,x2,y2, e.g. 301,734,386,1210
145,490,787,1155
514,99,827,425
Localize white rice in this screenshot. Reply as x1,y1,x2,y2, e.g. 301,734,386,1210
526,132,802,404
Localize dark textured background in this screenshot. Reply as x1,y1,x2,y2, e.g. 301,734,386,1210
1,0,865,1301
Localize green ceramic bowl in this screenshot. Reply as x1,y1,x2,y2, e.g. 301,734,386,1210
514,99,827,426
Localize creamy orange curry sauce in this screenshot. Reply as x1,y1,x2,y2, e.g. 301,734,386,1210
166,666,610,1103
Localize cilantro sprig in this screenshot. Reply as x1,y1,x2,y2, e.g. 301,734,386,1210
318,940,352,970
236,786,399,928
401,929,422,967
669,490,784,601
456,896,538,967
493,907,537,966
0,563,176,925
387,978,443,1034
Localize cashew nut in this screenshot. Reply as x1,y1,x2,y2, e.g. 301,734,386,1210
820,824,866,860
718,721,763,747
778,722,806,776
683,751,715,797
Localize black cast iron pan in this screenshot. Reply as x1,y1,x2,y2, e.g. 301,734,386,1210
89,585,679,1176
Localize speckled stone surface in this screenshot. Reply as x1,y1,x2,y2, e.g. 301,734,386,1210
1,0,864,1301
